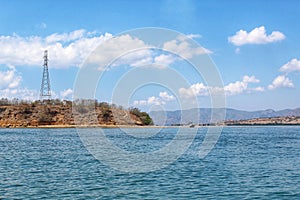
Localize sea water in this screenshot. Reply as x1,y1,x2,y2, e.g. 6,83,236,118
0,127,299,199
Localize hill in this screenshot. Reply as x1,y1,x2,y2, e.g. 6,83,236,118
0,99,153,128
150,108,300,125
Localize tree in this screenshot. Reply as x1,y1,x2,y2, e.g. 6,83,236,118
129,107,153,125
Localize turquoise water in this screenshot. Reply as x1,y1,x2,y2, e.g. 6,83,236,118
0,127,299,199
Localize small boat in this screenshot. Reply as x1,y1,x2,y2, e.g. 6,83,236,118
189,124,195,128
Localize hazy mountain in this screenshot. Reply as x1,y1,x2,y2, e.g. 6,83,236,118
149,108,300,125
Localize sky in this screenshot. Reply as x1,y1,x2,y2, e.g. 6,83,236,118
0,0,300,111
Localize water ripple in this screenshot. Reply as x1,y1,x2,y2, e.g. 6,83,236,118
0,127,299,199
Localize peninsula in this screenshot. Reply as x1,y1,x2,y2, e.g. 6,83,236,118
0,99,153,128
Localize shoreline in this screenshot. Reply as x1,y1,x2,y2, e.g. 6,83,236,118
1,124,300,129
0,124,168,129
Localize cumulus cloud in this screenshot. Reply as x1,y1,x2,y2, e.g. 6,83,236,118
0,30,208,71
133,96,163,106
159,91,175,101
147,96,164,105
224,75,260,95
279,58,300,73
92,35,197,70
252,86,265,92
88,34,153,70
112,49,153,68
0,66,22,89
0,84,59,101
128,53,177,69
133,91,175,106
163,35,212,59
268,75,294,90
0,30,211,100
0,88,39,101
228,26,285,46
0,66,40,100
0,30,112,68
60,88,73,99
179,75,263,98
153,54,176,68
0,67,74,101
179,83,208,98
268,59,300,91
45,29,87,43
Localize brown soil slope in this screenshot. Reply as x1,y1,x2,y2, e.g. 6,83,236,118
0,101,152,128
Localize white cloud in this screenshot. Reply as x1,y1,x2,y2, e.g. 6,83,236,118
159,91,175,101
224,81,247,95
148,96,164,105
179,83,208,98
133,100,147,106
128,53,177,69
88,34,153,70
60,88,73,99
133,91,175,106
224,75,260,95
268,75,294,90
186,34,202,39
279,58,300,73
0,66,60,100
113,49,153,68
252,86,265,92
269,59,300,91
0,66,41,100
179,75,263,98
0,66,22,89
228,26,285,46
0,88,39,101
163,35,212,59
45,29,87,43
0,30,112,68
153,54,176,68
96,36,181,69
0,87,63,101
0,30,208,70
133,75,265,106
242,75,260,83
134,96,163,106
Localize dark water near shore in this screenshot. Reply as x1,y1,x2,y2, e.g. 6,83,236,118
0,127,299,199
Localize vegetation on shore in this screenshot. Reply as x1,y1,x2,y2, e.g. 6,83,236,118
0,98,153,128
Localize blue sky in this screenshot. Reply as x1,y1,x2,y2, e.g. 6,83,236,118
0,0,300,111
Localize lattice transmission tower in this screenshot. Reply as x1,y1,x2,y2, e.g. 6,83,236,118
40,50,51,100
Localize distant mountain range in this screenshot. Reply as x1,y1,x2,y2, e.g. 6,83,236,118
149,107,300,125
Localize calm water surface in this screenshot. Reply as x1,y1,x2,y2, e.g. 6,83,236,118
0,127,299,199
